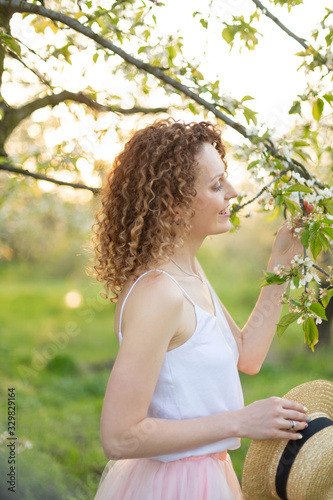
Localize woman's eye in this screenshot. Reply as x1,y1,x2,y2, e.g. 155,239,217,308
212,184,223,191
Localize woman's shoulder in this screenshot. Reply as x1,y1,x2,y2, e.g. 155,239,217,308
115,270,185,331
114,269,186,346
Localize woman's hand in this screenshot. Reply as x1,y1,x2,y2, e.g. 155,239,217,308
236,397,309,441
268,200,314,271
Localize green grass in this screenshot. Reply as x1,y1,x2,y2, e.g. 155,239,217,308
0,237,332,498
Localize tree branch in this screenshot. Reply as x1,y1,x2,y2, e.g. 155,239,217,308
231,167,290,214
2,90,168,147
0,162,100,194
4,0,250,139
16,90,167,119
251,0,332,72
8,49,53,88
313,263,331,279
251,0,308,49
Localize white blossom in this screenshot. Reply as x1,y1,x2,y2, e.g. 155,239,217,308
248,126,259,136
292,171,302,182
303,257,313,267
292,254,304,265
273,264,286,276
223,96,238,112
281,144,294,160
306,194,316,204
300,273,313,286
309,269,321,284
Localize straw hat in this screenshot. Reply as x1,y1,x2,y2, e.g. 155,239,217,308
242,380,333,500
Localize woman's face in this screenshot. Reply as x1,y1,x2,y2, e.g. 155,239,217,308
188,142,238,239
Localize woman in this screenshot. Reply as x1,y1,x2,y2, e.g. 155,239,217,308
92,118,311,500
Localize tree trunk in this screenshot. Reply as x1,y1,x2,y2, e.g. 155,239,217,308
0,6,13,155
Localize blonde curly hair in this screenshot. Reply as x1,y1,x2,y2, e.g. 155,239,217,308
92,118,227,301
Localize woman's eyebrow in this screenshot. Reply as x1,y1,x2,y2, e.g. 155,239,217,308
210,172,225,182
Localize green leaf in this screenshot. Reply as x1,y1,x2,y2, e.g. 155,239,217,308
320,218,333,225
276,312,302,338
309,302,327,320
188,102,197,114
289,101,301,115
312,98,324,121
200,18,208,29
222,27,234,44
301,229,310,247
261,275,287,287
309,221,321,238
319,232,330,252
285,183,313,193
293,140,310,147
275,195,284,207
303,317,319,351
230,214,240,227
134,10,144,23
322,227,333,240
322,289,333,308
310,237,322,261
92,52,98,63
323,199,333,215
247,160,260,170
167,45,177,60
243,106,258,126
292,275,300,288
284,198,301,216
241,95,254,102
323,94,333,106
0,33,22,57
320,219,333,225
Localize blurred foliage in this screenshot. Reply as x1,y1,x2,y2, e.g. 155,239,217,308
0,175,96,275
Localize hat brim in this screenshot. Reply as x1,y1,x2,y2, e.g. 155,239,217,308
242,380,333,500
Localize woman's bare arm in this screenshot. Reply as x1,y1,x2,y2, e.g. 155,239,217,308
217,282,287,375
196,216,309,375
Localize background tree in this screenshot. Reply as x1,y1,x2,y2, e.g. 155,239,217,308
0,0,332,347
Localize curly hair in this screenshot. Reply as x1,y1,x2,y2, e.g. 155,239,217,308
92,118,227,302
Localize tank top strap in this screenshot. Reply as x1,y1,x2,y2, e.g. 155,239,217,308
118,269,196,339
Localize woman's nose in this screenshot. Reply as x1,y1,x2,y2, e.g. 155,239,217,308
226,181,238,200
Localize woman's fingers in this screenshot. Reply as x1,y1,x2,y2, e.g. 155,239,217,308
278,430,304,441
242,397,310,441
281,398,307,414
279,399,309,434
282,409,308,422
281,418,308,431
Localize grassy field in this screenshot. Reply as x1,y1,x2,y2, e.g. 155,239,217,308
0,222,332,499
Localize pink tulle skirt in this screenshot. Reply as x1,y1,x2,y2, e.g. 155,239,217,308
93,451,243,500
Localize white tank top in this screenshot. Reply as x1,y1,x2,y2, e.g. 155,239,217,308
118,270,244,462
